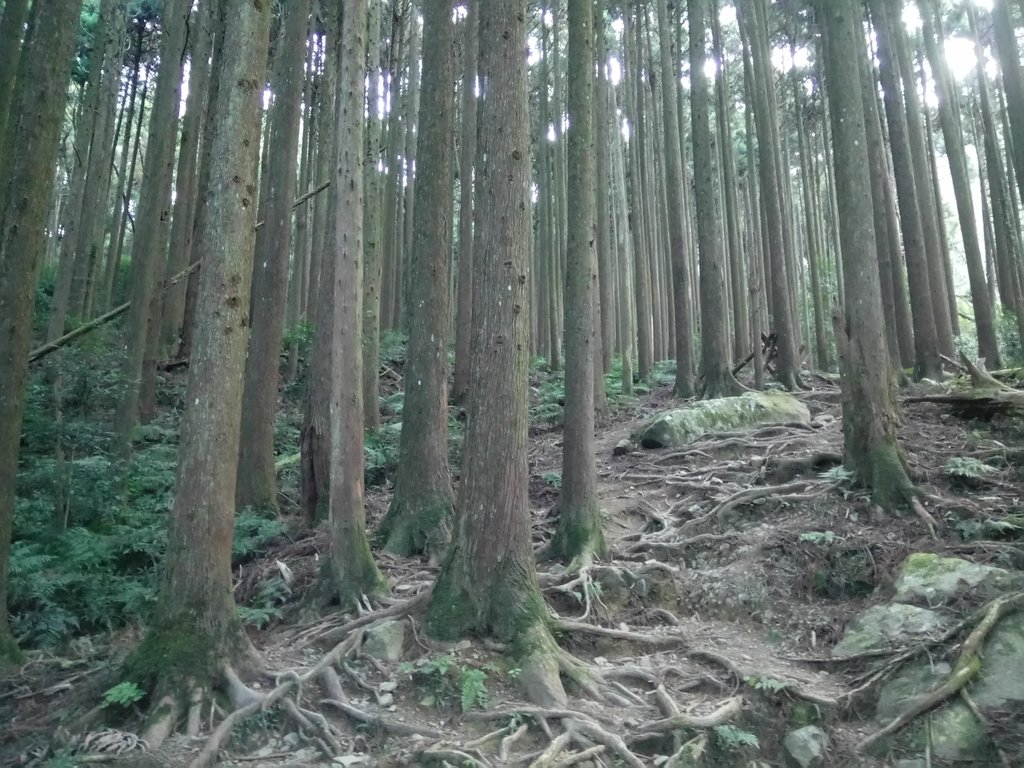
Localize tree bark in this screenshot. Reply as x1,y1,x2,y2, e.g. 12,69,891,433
992,0,1024,209
427,0,569,708
236,0,311,513
921,1,1000,367
114,0,190,454
0,0,80,662
377,0,456,560
127,0,271,739
325,0,387,607
452,0,478,403
817,0,915,509
868,0,941,379
0,0,29,183
691,0,741,398
548,0,607,565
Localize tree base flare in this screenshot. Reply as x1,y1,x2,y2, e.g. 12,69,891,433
377,492,453,561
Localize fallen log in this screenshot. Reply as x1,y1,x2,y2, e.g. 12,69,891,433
905,354,1024,417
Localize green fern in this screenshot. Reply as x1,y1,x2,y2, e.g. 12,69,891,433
460,668,489,712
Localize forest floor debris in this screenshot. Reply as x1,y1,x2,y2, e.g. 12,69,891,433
3,373,1024,766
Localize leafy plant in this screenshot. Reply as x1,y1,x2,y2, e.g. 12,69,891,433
460,668,490,712
542,472,562,488
745,675,790,694
713,724,760,751
399,654,495,712
945,457,997,481
102,681,145,708
799,530,837,545
238,576,290,629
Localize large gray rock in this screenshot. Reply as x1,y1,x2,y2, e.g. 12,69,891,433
633,391,811,449
832,604,946,659
782,725,828,767
893,553,1022,606
867,602,1024,763
362,620,406,662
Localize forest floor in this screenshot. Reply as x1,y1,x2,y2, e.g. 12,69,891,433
3,366,1024,767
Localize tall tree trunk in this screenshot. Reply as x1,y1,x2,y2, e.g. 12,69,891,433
970,4,1023,334
594,0,614,377
868,0,941,380
300,6,338,526
452,0,478,403
921,2,1000,367
0,0,29,182
889,0,955,355
236,0,311,513
362,0,384,430
817,0,915,509
325,0,386,607
377,0,456,560
114,0,190,454
126,0,272,746
624,12,653,379
655,0,695,397
0,0,81,662
426,0,570,708
712,3,749,364
737,0,802,389
101,21,147,312
992,0,1024,209
163,0,217,349
548,0,607,565
690,0,740,398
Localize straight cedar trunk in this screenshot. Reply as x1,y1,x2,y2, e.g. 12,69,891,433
868,0,941,380
857,27,904,371
427,0,570,708
162,0,217,349
817,0,914,509
300,8,338,526
690,0,740,398
992,0,1024,208
325,0,386,607
888,0,956,356
737,0,802,390
549,0,607,565
378,0,456,560
609,80,635,395
362,0,383,431
236,0,311,514
0,0,29,169
921,2,1000,368
127,0,272,743
655,0,695,397
712,3,749,364
594,0,614,376
796,97,830,371
0,0,81,662
114,0,190,454
101,22,148,313
969,6,1024,333
623,12,653,380
452,0,478,403
178,0,229,361
75,0,128,320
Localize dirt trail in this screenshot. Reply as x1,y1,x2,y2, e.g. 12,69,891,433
6,379,1023,767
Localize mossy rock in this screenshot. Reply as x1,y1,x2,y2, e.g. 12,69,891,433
832,604,946,659
633,391,810,449
872,612,1024,763
893,553,1024,607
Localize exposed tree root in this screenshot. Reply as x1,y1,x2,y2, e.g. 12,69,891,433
629,695,744,739
855,591,1024,753
678,479,836,535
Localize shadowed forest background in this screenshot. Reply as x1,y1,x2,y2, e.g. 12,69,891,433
2,0,1024,765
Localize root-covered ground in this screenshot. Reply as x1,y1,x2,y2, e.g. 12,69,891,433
4,374,1024,767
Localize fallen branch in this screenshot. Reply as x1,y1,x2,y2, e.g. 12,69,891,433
30,180,334,365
